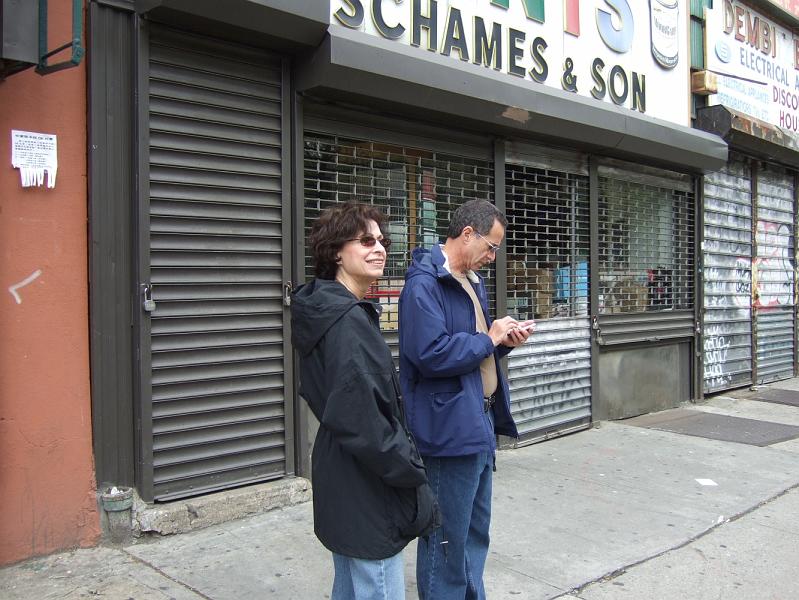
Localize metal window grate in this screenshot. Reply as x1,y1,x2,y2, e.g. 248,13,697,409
598,176,695,314
303,133,496,337
505,164,590,320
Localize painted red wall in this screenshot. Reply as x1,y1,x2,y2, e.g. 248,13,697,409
0,0,100,565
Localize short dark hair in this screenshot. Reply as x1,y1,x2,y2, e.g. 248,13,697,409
308,202,386,280
446,199,507,239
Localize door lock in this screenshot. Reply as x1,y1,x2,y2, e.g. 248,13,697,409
142,284,156,313
283,281,293,307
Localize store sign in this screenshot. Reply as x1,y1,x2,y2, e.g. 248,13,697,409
706,0,799,131
331,0,690,125
764,0,799,20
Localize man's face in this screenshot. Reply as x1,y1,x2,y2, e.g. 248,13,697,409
464,219,504,272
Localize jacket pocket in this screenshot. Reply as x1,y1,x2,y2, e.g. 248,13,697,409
396,483,442,540
413,390,479,451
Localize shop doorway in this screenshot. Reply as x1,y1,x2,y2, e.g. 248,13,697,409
136,24,292,501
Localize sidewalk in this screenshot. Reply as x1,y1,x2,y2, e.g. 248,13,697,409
3,379,799,599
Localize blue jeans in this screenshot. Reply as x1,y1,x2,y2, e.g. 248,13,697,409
331,551,405,600
416,451,493,600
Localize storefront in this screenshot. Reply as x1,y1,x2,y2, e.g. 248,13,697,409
695,0,799,393
89,0,726,501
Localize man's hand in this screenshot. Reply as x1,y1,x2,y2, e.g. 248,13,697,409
488,316,519,346
502,320,535,348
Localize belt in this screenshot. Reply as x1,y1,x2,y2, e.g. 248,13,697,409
483,394,496,413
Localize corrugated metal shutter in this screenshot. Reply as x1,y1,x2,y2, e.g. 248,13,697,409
505,147,592,443
147,25,287,500
755,165,795,383
702,156,753,393
302,132,495,357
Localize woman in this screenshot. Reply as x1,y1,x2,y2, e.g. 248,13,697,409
290,202,440,600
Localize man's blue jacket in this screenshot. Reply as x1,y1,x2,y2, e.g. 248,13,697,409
399,245,519,457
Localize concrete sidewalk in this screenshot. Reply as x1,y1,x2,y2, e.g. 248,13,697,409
3,380,799,599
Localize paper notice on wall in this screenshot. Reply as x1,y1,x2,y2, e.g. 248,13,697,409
11,130,58,188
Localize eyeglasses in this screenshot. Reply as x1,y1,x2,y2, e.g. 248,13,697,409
475,232,501,253
348,234,392,249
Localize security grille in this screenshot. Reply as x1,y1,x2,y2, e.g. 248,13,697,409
303,132,496,351
598,169,695,315
755,165,795,383
506,164,590,321
703,156,753,393
146,25,287,500
504,153,592,442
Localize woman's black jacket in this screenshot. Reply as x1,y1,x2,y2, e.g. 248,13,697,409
290,279,440,560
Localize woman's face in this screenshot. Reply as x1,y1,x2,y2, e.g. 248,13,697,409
336,219,387,285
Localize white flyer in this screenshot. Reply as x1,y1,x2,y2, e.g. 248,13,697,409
11,130,58,188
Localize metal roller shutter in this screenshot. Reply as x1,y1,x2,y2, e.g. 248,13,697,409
702,156,753,393
755,165,795,383
145,25,287,500
504,148,592,443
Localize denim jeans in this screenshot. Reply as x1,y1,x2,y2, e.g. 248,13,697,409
416,451,494,600
331,551,405,600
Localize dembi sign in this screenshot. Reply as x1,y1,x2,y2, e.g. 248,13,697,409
706,0,799,133
331,0,690,125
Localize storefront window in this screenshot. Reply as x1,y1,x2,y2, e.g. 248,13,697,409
505,163,590,320
598,177,695,313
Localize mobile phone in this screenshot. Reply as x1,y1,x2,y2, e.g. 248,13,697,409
510,320,535,334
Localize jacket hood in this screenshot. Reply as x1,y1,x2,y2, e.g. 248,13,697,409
291,279,377,356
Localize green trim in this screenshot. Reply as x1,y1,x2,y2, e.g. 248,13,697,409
36,0,85,75
690,0,710,19
690,17,705,70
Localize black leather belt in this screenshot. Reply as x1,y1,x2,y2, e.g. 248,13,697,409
483,394,496,413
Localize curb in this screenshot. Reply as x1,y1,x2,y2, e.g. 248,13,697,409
130,477,312,538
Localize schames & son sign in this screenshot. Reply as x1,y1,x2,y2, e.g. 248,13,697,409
331,0,690,125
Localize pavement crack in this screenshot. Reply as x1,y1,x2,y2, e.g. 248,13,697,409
500,564,565,590
122,549,215,599
559,481,799,597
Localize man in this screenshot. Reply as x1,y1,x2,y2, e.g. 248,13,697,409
399,199,533,599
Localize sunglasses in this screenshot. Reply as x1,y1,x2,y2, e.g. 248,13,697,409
348,234,392,249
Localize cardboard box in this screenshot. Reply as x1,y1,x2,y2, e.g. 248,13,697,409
506,256,555,318
507,258,528,291
606,279,648,313
528,268,554,319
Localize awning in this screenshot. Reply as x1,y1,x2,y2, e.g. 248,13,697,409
297,26,728,173
697,104,799,169
135,0,328,50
